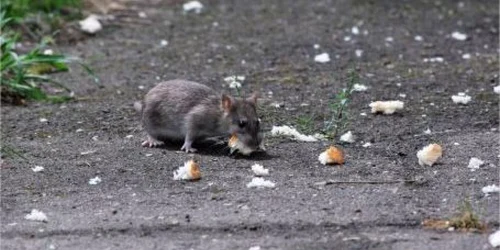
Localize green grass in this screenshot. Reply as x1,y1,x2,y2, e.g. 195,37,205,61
295,113,320,135
1,12,97,104
0,144,27,160
3,0,83,40
323,69,358,140
449,199,486,231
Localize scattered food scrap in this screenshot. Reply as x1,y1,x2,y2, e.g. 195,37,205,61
369,101,404,114
229,134,254,155
318,146,345,165
352,84,368,92
451,93,471,105
414,35,423,41
40,118,48,123
173,160,201,181
125,135,134,139
79,15,102,34
351,26,359,35
270,125,318,142
25,209,48,222
340,131,355,143
80,150,97,155
247,177,275,188
183,1,204,13
494,86,500,94
355,49,363,58
417,143,442,167
314,53,330,63
467,157,484,170
451,31,467,41
362,142,372,148
423,57,444,63
251,164,269,176
32,166,44,172
482,185,500,195
88,176,102,185
489,230,500,247
462,53,471,59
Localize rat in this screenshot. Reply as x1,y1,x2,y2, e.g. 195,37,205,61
135,79,262,153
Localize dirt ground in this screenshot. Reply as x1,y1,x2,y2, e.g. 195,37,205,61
1,0,499,249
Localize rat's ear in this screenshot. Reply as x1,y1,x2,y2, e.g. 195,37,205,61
221,94,233,112
246,91,259,105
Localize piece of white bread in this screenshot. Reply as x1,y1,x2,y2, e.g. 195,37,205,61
417,144,442,166
318,146,345,165
369,101,404,114
228,134,254,155
173,160,201,181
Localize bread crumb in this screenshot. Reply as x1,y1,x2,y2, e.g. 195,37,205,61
352,84,368,92
88,176,102,185
173,160,201,181
362,142,372,148
314,53,330,63
467,157,484,170
79,15,102,34
270,125,318,142
25,209,48,222
32,166,44,172
494,85,500,94
482,185,500,195
183,1,203,13
451,93,471,104
417,144,442,166
340,131,355,143
251,164,269,176
451,31,467,41
318,146,345,165
369,101,404,114
247,177,275,188
490,230,500,247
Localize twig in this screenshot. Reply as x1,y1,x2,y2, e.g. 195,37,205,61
314,179,416,186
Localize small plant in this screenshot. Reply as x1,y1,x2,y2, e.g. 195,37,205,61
295,113,318,135
423,199,487,232
449,199,486,231
1,13,96,104
3,0,82,40
0,144,27,160
323,69,358,140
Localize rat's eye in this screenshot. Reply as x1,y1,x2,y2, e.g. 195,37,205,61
238,120,247,128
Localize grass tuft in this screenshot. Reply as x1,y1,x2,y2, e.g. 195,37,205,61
323,69,358,140
1,12,97,104
423,199,487,232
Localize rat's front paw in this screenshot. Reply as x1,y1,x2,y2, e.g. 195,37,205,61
142,136,164,148
181,141,197,153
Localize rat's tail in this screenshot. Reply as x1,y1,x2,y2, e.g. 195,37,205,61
133,101,143,113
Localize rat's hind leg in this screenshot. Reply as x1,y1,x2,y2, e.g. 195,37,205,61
180,133,197,153
142,135,164,148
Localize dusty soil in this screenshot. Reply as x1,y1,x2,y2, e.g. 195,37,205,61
2,0,499,249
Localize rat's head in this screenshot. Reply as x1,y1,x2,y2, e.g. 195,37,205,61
222,93,263,151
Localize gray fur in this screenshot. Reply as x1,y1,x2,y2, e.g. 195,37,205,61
140,79,262,152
